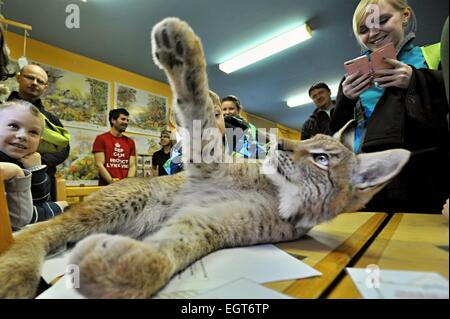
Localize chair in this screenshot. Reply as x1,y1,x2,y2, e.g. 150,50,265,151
1,176,102,254
56,178,102,204
0,171,14,254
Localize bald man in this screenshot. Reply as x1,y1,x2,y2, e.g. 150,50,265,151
6,64,70,200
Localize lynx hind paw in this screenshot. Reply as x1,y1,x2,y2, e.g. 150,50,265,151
69,234,174,298
151,17,205,72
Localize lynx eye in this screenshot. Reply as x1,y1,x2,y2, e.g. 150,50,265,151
313,153,329,167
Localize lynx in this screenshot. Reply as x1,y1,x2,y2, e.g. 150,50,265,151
0,18,410,299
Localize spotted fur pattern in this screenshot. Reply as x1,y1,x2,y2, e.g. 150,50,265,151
0,18,410,298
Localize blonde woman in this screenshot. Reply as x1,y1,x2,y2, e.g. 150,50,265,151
330,0,448,214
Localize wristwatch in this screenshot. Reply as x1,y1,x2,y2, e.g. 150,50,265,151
27,164,47,173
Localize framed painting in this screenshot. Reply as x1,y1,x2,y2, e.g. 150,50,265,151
0,59,110,129
56,126,101,185
38,63,110,129
129,133,161,156
114,83,168,135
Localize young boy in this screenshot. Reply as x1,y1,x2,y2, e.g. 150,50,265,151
0,100,68,230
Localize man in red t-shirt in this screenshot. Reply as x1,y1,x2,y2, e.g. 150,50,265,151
92,108,136,186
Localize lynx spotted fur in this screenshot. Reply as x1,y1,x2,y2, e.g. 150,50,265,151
0,18,410,299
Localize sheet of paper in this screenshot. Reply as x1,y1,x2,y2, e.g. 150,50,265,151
38,244,320,299
35,276,85,299
193,278,293,299
157,244,321,296
346,268,449,299
41,247,73,283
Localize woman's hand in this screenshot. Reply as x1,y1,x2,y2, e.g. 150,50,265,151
342,72,373,100
373,58,413,89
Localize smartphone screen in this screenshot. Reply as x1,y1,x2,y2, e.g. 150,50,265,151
371,42,397,70
344,55,371,76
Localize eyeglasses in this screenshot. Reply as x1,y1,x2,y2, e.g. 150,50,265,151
20,73,48,86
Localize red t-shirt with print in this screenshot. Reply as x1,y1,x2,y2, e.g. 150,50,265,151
92,132,136,185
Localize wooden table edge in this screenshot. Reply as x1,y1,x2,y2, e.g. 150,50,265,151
283,212,388,299
326,213,404,299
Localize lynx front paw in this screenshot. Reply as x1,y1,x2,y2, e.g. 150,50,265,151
151,17,206,98
69,234,174,298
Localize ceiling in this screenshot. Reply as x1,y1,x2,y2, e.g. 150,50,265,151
2,0,448,131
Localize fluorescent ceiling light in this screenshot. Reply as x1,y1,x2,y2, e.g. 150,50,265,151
287,82,340,108
219,24,312,74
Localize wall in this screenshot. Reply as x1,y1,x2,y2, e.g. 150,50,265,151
6,31,300,140
5,31,172,109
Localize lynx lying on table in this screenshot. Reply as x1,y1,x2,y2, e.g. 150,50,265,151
0,18,410,299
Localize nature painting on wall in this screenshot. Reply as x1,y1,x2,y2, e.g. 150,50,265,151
129,134,161,156
56,127,100,185
115,83,168,135
0,61,110,130
39,63,110,129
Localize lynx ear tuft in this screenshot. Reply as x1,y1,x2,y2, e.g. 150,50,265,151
333,120,356,151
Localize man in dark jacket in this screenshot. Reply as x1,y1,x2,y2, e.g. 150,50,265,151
301,82,335,140
7,64,70,200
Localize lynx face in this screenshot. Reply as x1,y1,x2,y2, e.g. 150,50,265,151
263,134,355,228
264,125,410,229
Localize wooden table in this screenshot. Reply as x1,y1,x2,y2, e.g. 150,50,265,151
264,212,387,298
327,213,449,299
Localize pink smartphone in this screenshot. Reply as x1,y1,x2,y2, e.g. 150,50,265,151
344,55,371,76
371,42,397,70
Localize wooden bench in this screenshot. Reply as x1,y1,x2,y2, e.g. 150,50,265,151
56,179,102,204
0,177,102,255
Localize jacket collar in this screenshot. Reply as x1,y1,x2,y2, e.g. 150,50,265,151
0,150,22,167
312,101,335,116
7,91,45,110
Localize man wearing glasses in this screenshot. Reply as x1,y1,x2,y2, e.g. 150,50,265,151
6,64,70,201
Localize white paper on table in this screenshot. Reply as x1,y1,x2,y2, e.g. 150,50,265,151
38,244,319,299
157,244,321,296
193,278,293,299
346,268,449,299
35,276,85,299
41,248,73,283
